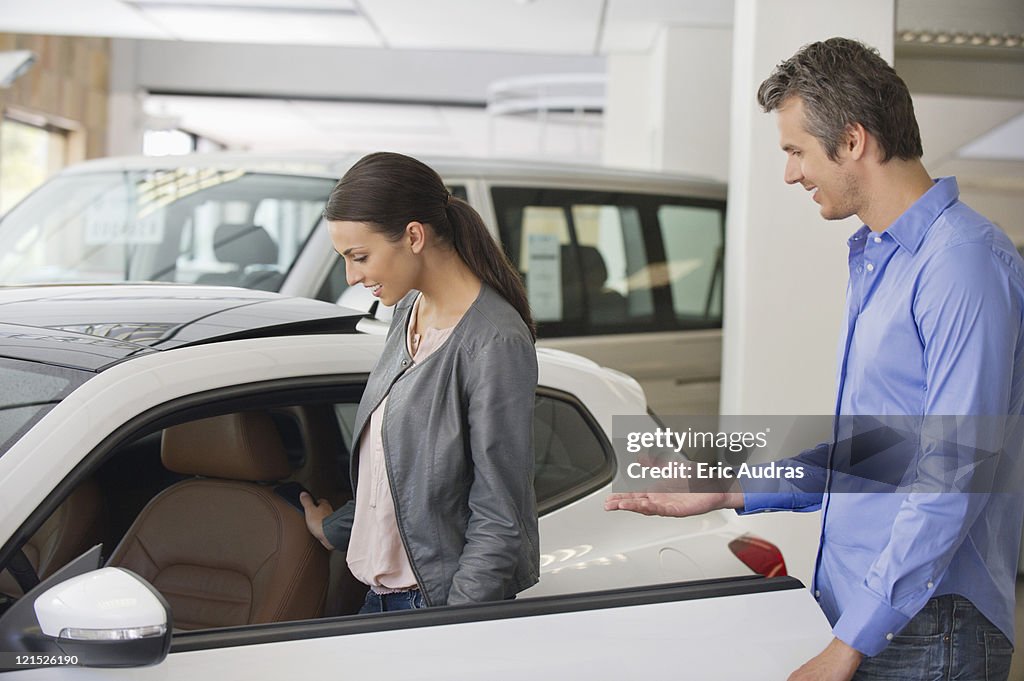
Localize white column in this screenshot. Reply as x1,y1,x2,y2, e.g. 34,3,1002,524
602,26,732,182
106,39,145,156
721,0,895,416
720,0,895,587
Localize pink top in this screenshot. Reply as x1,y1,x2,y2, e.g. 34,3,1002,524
347,295,455,593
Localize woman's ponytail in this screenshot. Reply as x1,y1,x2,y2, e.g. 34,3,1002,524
445,197,536,340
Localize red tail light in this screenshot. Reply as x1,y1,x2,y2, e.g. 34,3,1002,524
728,534,788,577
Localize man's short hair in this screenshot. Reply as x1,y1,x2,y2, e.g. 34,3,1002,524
757,37,923,163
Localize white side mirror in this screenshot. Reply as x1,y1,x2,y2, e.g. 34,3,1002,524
35,567,167,641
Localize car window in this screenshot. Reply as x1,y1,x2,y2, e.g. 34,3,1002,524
492,186,725,336
0,359,89,457
533,393,614,513
0,170,335,291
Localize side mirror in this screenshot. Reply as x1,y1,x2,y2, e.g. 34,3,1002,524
33,567,171,667
0,548,171,670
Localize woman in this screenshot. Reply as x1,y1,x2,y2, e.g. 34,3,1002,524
299,151,539,613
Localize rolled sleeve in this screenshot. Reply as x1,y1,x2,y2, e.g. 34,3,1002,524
738,441,831,514
833,588,913,656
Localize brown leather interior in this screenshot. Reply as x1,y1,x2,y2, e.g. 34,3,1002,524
161,411,292,482
108,412,328,630
0,478,105,597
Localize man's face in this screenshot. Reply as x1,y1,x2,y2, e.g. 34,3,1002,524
776,97,861,221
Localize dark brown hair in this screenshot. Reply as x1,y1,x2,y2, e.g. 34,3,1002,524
324,152,536,339
757,37,923,163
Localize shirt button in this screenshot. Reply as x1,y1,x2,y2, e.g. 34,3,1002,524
866,263,875,272
401,359,409,367
886,633,894,641
927,581,934,589
814,590,820,598
874,236,882,243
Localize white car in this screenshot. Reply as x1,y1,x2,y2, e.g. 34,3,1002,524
0,284,830,678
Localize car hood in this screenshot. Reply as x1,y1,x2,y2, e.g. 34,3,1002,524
0,284,366,370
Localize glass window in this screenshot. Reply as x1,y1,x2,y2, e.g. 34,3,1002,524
492,187,667,336
492,186,725,336
0,170,335,290
533,394,614,512
0,117,67,215
657,205,724,322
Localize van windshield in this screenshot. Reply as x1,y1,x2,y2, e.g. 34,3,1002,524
0,169,336,291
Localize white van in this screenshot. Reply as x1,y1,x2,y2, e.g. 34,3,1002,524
0,154,726,415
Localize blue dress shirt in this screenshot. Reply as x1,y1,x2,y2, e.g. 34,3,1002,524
741,177,1024,656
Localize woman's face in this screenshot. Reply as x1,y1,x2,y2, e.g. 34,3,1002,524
328,220,420,307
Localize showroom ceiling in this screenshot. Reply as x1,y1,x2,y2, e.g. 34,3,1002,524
0,0,1021,54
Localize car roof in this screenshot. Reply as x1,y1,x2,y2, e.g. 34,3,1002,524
56,152,727,198
0,284,366,372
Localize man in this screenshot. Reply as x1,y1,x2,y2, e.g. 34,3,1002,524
607,38,1024,681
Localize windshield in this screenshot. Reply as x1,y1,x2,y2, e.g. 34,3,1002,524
0,169,336,290
0,359,90,457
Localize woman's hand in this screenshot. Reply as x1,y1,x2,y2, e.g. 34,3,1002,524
299,492,336,551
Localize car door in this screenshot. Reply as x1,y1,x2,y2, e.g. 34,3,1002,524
2,572,831,680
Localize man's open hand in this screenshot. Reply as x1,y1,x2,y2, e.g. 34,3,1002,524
604,490,743,517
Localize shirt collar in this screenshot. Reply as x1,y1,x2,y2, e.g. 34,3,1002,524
848,177,959,254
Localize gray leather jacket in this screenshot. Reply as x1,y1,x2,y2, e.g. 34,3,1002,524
322,283,539,606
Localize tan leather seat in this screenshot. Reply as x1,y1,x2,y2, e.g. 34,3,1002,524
107,412,328,630
0,478,105,597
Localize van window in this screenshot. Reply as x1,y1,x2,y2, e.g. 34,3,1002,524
491,187,724,337
657,205,724,321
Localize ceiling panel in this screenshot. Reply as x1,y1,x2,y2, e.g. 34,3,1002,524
0,0,172,39
129,0,357,7
601,0,733,52
136,5,380,45
360,0,605,54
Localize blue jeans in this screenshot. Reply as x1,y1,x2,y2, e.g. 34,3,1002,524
358,589,426,614
854,594,1013,681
